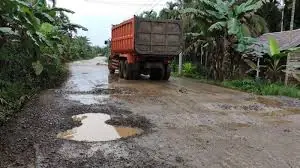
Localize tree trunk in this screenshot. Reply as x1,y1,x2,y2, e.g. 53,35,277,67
290,0,296,30
281,7,285,31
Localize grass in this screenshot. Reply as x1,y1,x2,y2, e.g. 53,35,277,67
172,66,300,99
223,79,300,99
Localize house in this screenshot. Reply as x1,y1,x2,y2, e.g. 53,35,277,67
258,29,300,84
258,28,300,51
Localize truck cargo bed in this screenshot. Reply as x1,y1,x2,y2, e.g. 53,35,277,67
111,16,182,57
134,17,182,56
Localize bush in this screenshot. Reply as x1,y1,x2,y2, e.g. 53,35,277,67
183,63,195,75
182,62,203,78
223,79,261,93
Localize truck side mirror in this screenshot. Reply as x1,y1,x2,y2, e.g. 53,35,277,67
104,40,108,45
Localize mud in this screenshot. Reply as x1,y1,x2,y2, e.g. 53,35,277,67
1,57,300,168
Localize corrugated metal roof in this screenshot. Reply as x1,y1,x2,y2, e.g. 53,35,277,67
258,29,300,51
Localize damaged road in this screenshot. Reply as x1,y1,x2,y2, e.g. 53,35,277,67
1,57,300,168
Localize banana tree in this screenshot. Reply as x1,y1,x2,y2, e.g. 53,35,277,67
0,0,87,76
181,0,266,80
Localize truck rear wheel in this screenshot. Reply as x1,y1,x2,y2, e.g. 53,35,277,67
119,60,124,78
163,65,171,80
109,69,115,74
123,60,132,80
150,68,165,80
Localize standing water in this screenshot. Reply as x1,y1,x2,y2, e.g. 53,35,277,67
57,113,143,142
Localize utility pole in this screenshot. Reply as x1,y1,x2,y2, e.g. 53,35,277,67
281,9,285,31
278,0,285,31
178,52,183,75
280,0,285,31
256,56,262,80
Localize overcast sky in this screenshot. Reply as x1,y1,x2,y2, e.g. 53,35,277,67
56,0,170,46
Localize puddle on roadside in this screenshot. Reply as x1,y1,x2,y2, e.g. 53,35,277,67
57,113,143,142
67,94,109,105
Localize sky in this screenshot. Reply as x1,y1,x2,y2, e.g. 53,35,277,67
56,0,170,47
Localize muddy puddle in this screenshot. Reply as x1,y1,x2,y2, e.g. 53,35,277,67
57,113,143,142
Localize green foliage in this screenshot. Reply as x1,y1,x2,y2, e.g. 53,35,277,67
261,83,300,98
176,0,268,81
0,0,102,124
255,36,287,82
182,63,195,76
268,36,280,56
223,79,262,93
181,62,203,78
139,10,159,19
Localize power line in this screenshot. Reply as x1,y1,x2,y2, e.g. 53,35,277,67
149,0,163,10
135,0,159,15
136,0,167,15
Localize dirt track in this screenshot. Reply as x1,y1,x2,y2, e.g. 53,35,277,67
1,57,300,168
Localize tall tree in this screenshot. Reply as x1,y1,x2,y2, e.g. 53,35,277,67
290,0,297,30
257,0,282,32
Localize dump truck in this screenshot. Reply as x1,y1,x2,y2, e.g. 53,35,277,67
107,16,183,80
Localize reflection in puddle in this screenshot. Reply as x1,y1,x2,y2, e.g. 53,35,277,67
67,94,109,105
57,113,143,142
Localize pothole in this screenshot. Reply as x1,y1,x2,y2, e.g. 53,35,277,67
67,94,109,105
56,87,138,95
57,113,143,142
92,87,138,95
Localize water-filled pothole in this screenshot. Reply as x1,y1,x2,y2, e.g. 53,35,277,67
57,113,143,142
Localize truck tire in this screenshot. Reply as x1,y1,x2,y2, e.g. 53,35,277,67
109,69,115,74
150,68,164,80
132,71,140,80
123,60,132,80
163,65,171,80
119,60,124,78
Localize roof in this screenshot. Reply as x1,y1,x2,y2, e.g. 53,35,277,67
258,28,300,51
